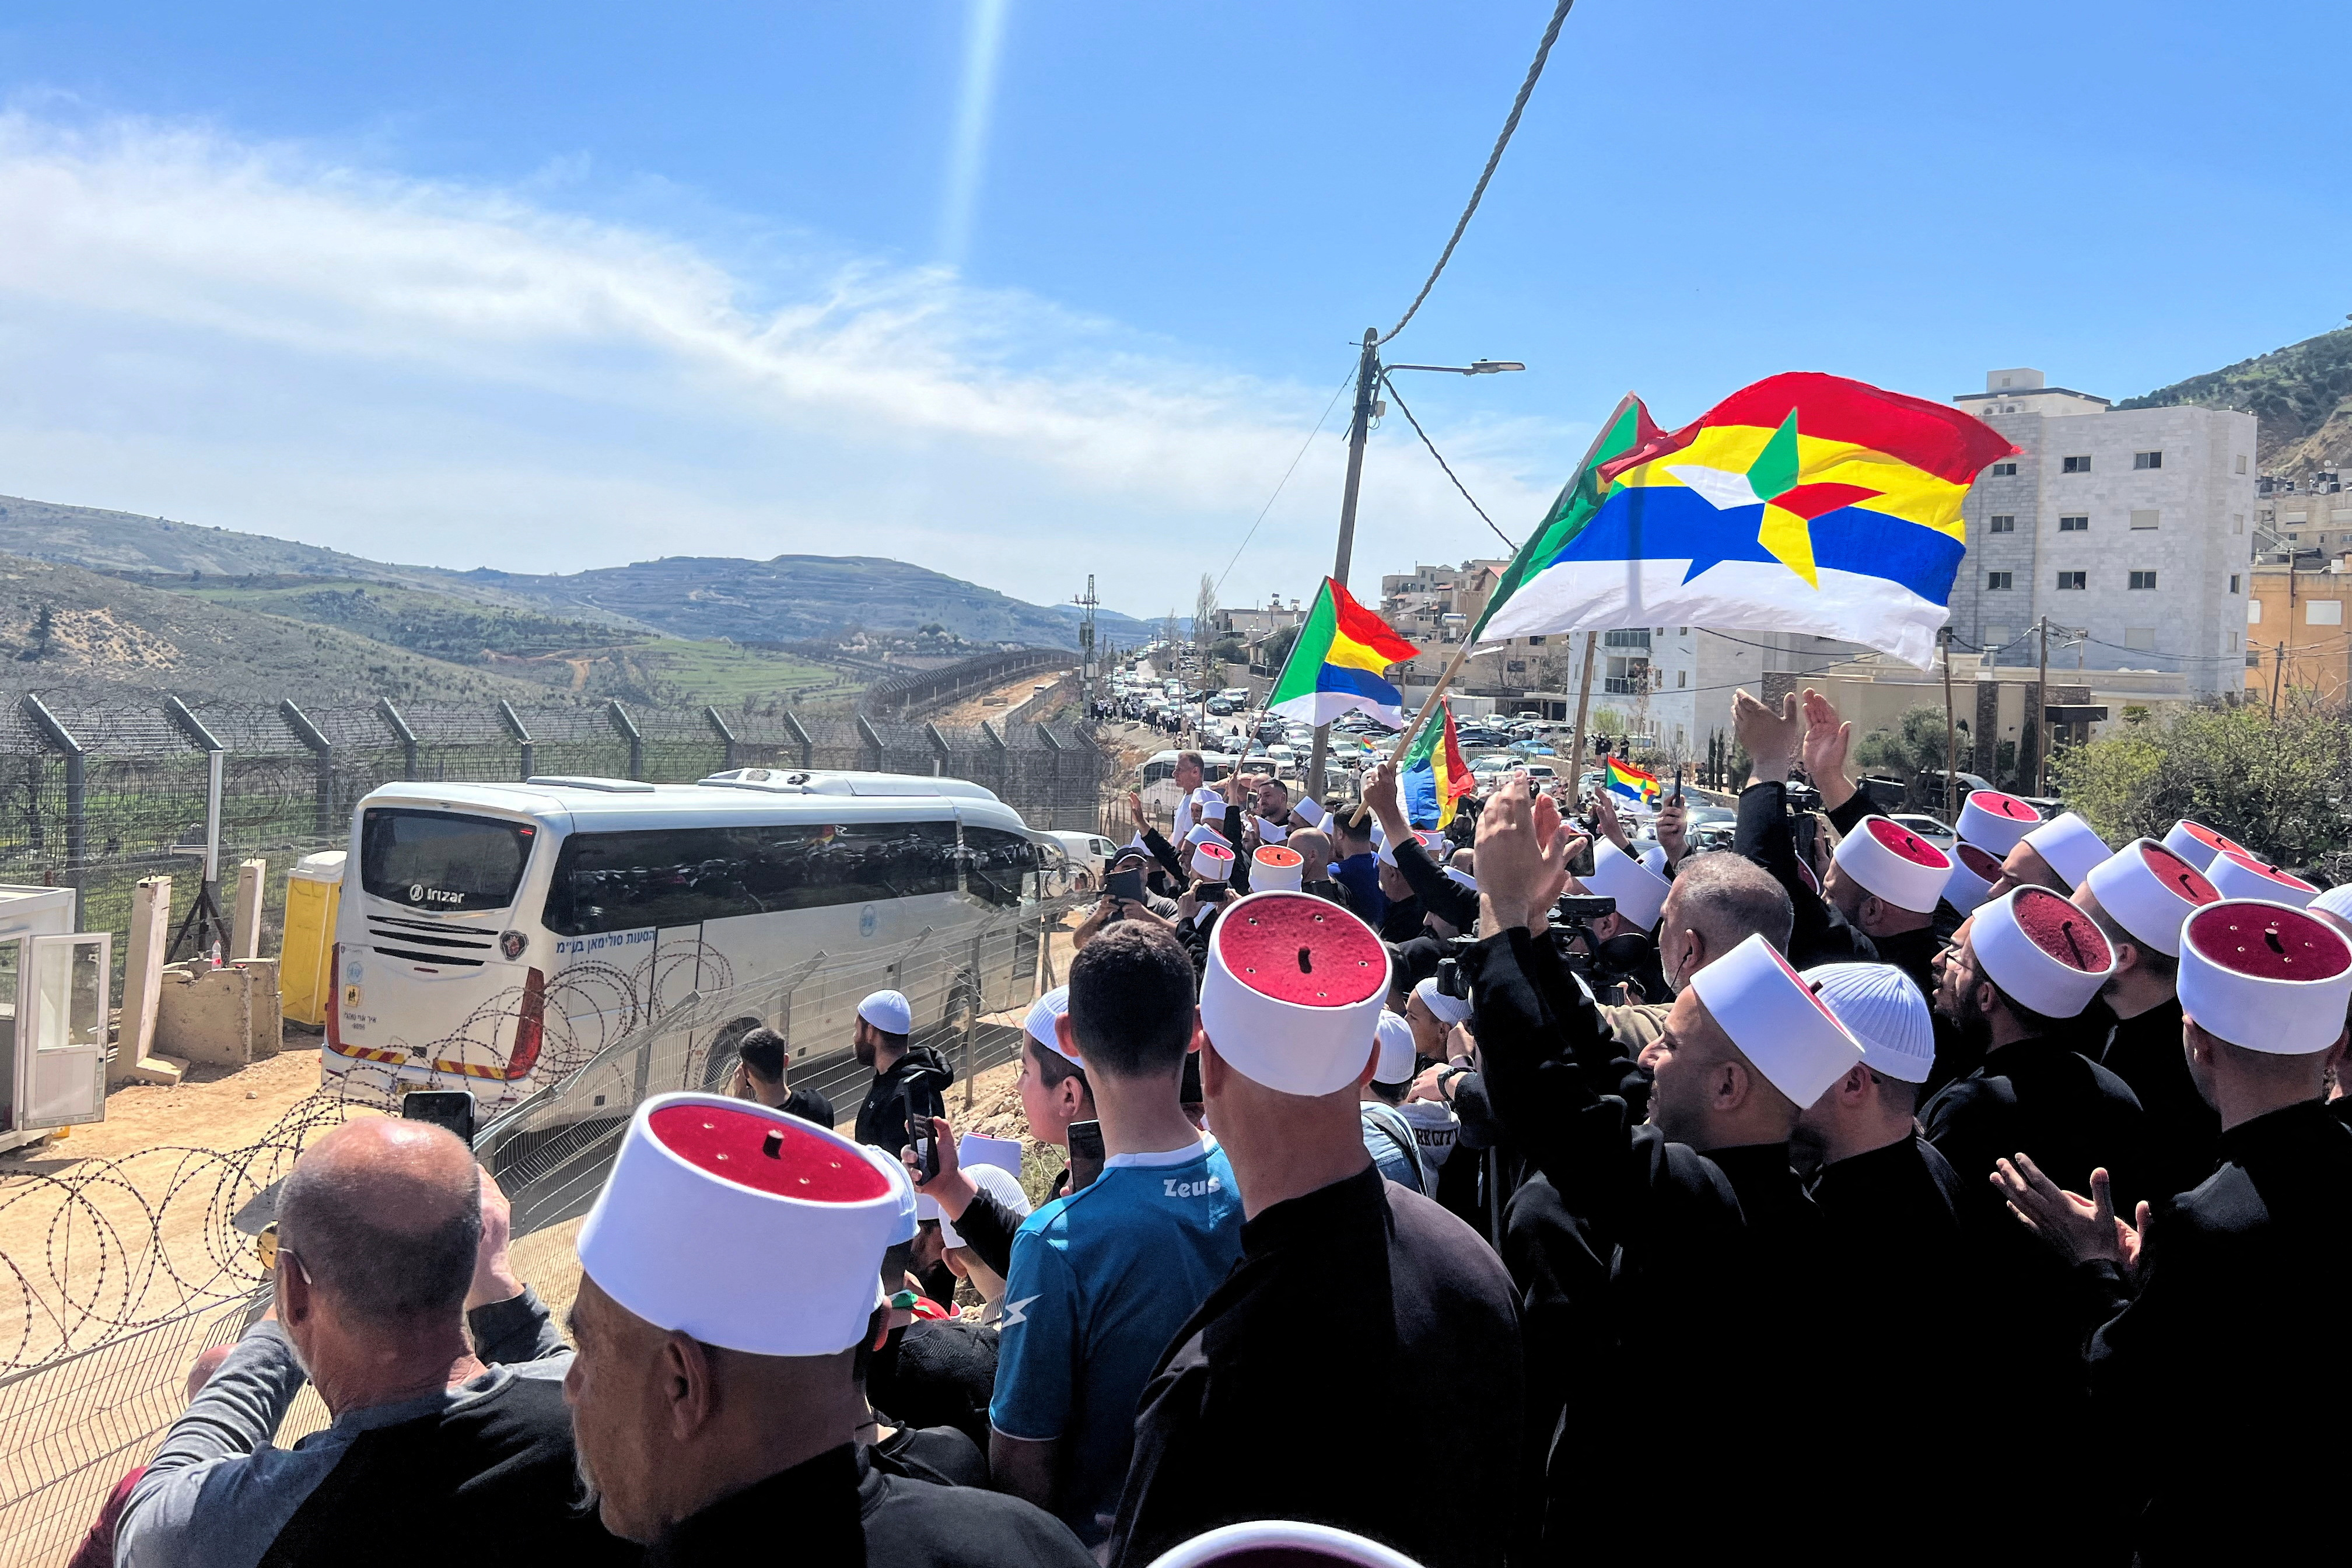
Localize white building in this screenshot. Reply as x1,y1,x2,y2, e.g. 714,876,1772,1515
1945,369,2256,697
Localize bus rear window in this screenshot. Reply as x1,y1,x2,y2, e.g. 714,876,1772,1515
360,809,536,912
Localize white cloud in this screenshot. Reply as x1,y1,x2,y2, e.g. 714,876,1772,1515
0,112,1574,618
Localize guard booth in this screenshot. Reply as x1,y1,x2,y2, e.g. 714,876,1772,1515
0,886,113,1150
280,850,345,1028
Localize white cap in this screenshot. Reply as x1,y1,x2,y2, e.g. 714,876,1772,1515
2162,818,2258,873
2021,812,2112,891
1833,816,1956,915
577,1092,914,1357
1640,845,1670,878
1290,794,1329,830
1411,975,1472,1027
1685,933,1866,1105
1804,963,1935,1084
1255,816,1290,844
1192,786,1226,812
1024,986,1076,1066
1194,841,1237,883
1186,822,1231,850
2082,839,2219,957
1373,1010,1418,1084
1252,844,1304,892
1586,839,1670,929
1970,886,2116,1018
1444,867,1479,893
2208,851,2318,909
858,989,913,1037
2178,901,2352,1055
2312,883,2352,926
937,1160,1029,1251
1140,1520,1425,1568
1200,891,1392,1097
1376,828,1443,867
1943,841,2003,913
1957,789,2043,855
1368,820,1388,852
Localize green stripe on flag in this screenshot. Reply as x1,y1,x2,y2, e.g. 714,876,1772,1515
1471,394,1652,642
1268,579,1339,709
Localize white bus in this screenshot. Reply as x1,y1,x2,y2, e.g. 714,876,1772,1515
321,770,1068,1114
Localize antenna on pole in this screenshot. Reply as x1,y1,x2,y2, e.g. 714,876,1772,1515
1074,575,1101,705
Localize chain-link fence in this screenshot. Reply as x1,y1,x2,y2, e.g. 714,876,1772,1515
0,895,1076,1568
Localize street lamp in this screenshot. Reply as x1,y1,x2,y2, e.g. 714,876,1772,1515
1385,360,1527,376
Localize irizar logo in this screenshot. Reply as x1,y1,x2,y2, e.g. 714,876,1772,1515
1163,1175,1223,1199
408,885,464,905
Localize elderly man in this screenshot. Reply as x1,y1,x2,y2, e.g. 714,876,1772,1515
564,1093,1089,1566
1106,889,1521,1568
117,1119,635,1568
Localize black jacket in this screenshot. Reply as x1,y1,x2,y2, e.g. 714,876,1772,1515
2098,996,2218,1204
1737,779,1876,969
854,1047,955,1154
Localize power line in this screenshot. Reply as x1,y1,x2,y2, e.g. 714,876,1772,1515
1376,0,1577,348
1214,365,1357,597
1380,373,1518,553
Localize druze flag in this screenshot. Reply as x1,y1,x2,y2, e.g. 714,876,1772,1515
1266,577,1421,727
1402,704,1474,830
1474,373,2017,667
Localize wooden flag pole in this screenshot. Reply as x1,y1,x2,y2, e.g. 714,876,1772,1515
1566,632,1599,788
1386,636,1483,765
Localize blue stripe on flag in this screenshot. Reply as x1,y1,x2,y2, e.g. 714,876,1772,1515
1314,662,1406,705
1545,487,1966,606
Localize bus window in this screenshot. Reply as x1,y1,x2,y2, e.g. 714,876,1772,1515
360,809,536,913
544,821,962,936
963,827,1038,909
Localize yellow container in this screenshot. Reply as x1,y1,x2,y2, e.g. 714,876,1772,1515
281,851,345,1027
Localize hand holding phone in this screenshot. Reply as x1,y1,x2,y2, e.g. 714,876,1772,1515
907,1111,940,1181
1107,866,1146,904
401,1090,477,1148
1067,1119,1107,1191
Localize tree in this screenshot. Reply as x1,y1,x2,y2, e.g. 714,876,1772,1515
1193,575,1218,655
1259,622,1301,674
2053,696,2352,872
1852,705,1953,804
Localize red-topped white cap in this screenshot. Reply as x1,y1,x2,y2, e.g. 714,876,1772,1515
577,1092,915,1356
2208,851,2317,909
1200,891,1392,1096
1833,816,1955,915
1186,821,1232,850
2162,818,2258,873
2022,811,2112,890
1957,789,2043,855
1971,886,2116,1017
2082,839,2220,957
1376,828,1444,869
1943,840,2004,912
1251,844,1304,892
1193,841,1237,883
1143,1520,1425,1568
2178,901,2352,1054
1686,933,1866,1107
1586,838,1670,929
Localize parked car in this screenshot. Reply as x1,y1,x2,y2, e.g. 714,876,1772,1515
1887,814,1958,853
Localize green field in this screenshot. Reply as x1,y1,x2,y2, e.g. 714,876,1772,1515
608,640,864,707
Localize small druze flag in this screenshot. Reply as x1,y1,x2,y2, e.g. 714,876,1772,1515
1266,577,1420,728
1474,373,2017,667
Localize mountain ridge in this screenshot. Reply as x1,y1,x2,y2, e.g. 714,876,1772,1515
2118,318,2352,473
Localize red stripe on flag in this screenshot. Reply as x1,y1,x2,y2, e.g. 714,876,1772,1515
1327,578,1421,662
1600,372,2020,489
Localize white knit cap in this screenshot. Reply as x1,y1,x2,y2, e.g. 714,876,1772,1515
937,1160,1029,1251
1186,821,1231,850
2312,883,2352,925
1685,933,1866,1105
1956,789,2043,855
2021,812,2112,891
2162,818,2257,873
2208,852,2318,909
1804,963,1935,1084
858,989,913,1036
1411,975,1472,1027
1024,985,1075,1065
1372,1010,1418,1084
1943,841,2004,913
1193,841,1237,884
1586,839,1670,930
2082,839,2219,957
1141,1520,1425,1568
1833,816,1956,915
1252,844,1305,892
1199,891,1392,1096
2178,901,2352,1055
1969,886,2116,1018
578,1092,914,1356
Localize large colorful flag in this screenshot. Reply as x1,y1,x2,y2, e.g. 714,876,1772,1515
1471,391,1665,642
1474,373,2018,667
1402,705,1475,829
1604,755,1660,806
1266,577,1421,727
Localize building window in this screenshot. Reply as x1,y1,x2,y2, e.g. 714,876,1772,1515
2124,628,2156,649
1527,635,1545,645
1677,626,1688,636
2236,455,2249,474
1986,570,2013,590
1507,660,1527,672
2062,456,2091,474
2129,570,2158,590
1992,462,2018,477
1677,670,1687,688
2056,572,2087,590
2247,653,2262,668
2133,451,2163,470
2249,600,2263,625
2130,509,2160,530
2059,515,2089,532
2310,601,2344,626
2230,575,2240,593
1988,514,2015,533
1604,628,1649,648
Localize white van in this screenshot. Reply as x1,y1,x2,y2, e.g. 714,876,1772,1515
1045,830,1118,891
321,771,1065,1114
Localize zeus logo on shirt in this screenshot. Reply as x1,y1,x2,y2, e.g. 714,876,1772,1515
1164,1176,1223,1198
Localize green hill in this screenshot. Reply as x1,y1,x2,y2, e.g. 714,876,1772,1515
2118,318,2352,473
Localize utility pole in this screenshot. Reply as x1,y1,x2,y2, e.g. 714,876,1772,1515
1073,575,1100,708
1306,326,1384,803
2034,614,2051,796
2272,640,2286,719
1940,625,1958,821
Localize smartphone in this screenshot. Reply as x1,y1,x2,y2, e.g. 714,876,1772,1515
907,1112,940,1181
1673,765,1684,803
1106,866,1146,904
401,1089,476,1147
1067,1119,1107,1192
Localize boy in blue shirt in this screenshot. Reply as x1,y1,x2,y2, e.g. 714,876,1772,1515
988,923,1244,1547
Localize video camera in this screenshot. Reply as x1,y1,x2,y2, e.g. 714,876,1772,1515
1433,891,1648,1005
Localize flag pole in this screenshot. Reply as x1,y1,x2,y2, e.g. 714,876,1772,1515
1566,632,1598,790
1387,636,1482,765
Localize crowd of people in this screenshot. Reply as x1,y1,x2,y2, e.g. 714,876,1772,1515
98,687,2351,1567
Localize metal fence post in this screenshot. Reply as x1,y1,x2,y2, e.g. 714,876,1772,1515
163,696,230,960
855,715,887,772
21,695,84,919
979,719,1009,801
704,706,739,770
1036,724,1065,829
498,701,536,780
923,722,951,778
606,699,644,779
376,696,421,778
279,700,336,838
782,710,814,770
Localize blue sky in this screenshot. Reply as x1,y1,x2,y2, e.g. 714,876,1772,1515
0,1,2340,622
